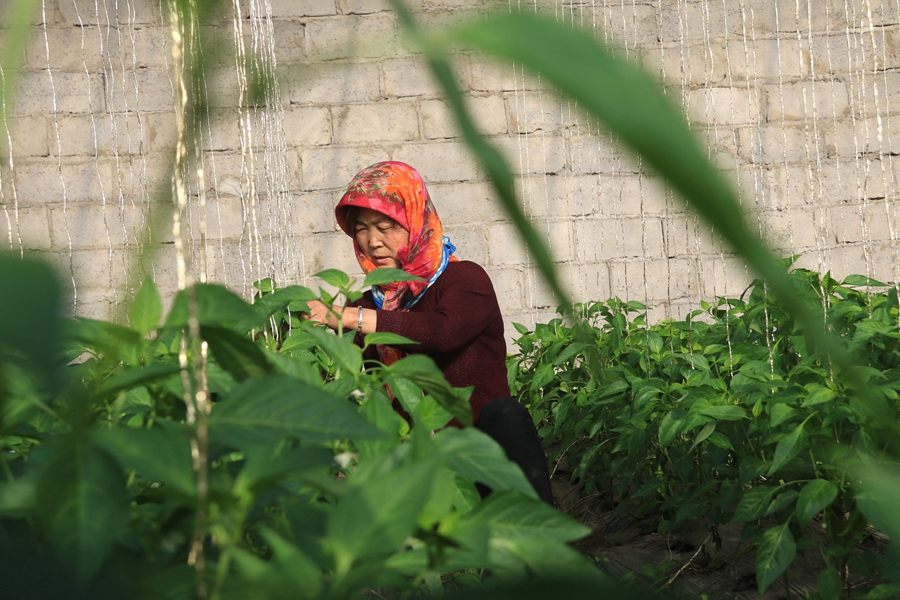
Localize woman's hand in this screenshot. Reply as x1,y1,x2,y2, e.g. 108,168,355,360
303,300,342,330
302,301,376,335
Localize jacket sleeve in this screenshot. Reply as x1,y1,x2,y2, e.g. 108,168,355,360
373,263,500,354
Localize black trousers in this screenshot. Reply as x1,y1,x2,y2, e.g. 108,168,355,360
475,396,554,505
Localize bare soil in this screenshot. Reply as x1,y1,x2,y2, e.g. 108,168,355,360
552,473,890,600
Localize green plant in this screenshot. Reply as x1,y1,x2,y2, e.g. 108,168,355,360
510,263,900,596
0,255,606,598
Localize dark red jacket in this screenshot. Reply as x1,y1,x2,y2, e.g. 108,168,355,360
350,261,510,425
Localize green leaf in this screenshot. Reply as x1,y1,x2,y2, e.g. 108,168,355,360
363,268,425,287
315,269,351,289
386,355,473,427
0,478,36,517
690,421,716,450
201,325,273,382
454,490,589,544
252,278,276,293
235,444,334,494
842,274,887,287
363,332,418,349
69,318,142,361
165,284,259,331
34,433,129,581
769,403,797,428
797,479,838,525
732,487,776,522
92,427,195,497
739,456,770,483
801,384,836,407
767,422,808,476
702,405,746,421
251,285,317,321
210,376,382,446
765,490,799,517
95,363,182,398
304,326,362,375
129,276,162,336
327,456,439,575
756,522,796,593
658,410,688,448
433,428,536,497
816,566,842,600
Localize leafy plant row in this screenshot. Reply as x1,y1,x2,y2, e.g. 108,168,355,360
509,262,900,598
0,257,605,599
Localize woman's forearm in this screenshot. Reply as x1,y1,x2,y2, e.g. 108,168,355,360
339,306,377,335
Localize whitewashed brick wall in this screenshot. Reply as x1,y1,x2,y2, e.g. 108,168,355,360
2,0,900,339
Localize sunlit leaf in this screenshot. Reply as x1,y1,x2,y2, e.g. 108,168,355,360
315,269,351,289
129,276,162,336
842,274,888,287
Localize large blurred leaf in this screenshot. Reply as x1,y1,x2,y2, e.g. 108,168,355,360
433,428,536,498
855,460,900,582
34,433,129,581
92,427,195,497
210,376,382,447
0,256,63,388
165,284,259,331
201,325,273,382
388,3,567,307
436,10,861,380
0,0,37,137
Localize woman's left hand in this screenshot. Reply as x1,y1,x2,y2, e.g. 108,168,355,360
303,300,342,330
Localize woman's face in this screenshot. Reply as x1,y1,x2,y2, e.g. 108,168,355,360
353,207,410,270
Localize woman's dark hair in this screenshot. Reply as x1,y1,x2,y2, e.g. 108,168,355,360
341,205,359,231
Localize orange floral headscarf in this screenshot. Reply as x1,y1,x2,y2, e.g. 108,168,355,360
336,161,458,311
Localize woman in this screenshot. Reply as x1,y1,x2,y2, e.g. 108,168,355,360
304,161,553,504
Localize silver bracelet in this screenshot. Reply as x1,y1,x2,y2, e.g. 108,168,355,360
357,307,364,331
